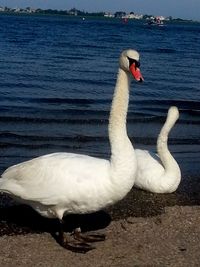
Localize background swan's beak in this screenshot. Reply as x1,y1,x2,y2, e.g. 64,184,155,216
129,64,144,82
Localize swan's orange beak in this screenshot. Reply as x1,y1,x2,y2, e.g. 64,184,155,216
130,64,144,82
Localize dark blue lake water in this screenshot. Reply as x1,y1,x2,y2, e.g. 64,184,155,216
0,14,200,178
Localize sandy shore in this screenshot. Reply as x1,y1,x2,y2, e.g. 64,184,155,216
0,175,199,266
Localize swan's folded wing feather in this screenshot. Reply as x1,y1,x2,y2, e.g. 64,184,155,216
134,149,164,189
0,152,110,205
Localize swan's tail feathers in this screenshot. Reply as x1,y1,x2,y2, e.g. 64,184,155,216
0,178,5,194
0,177,4,190
0,177,9,194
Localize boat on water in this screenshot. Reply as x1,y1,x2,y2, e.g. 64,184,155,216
147,17,164,26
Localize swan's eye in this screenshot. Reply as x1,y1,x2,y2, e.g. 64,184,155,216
127,57,140,68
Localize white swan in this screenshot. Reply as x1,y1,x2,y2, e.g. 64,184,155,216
0,49,144,251
134,106,181,193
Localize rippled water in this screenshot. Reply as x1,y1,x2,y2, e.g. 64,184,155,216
0,14,200,177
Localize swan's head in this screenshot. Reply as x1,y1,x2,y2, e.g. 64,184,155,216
168,106,179,121
119,49,144,82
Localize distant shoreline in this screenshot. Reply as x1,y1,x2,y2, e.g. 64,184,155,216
0,11,199,24
0,6,199,23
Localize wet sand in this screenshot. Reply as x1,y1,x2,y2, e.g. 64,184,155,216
0,175,200,266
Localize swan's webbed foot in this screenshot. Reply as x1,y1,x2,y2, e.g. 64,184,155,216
59,234,94,253
56,220,95,253
73,227,106,243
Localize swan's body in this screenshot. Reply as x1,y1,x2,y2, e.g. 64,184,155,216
0,50,143,221
134,106,181,193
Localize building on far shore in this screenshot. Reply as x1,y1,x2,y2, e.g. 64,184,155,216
104,12,114,18
104,11,143,20
68,8,78,16
122,12,143,19
0,6,36,13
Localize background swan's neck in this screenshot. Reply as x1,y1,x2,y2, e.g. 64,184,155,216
157,111,180,176
108,68,136,195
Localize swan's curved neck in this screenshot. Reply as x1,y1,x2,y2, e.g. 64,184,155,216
109,69,130,141
157,115,180,176
108,68,136,192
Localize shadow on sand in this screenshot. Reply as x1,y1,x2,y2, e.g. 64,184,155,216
0,203,111,241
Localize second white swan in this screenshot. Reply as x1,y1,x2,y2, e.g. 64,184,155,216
134,106,181,193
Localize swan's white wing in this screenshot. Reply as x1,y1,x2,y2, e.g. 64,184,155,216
134,149,164,189
0,152,110,205
135,149,164,174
